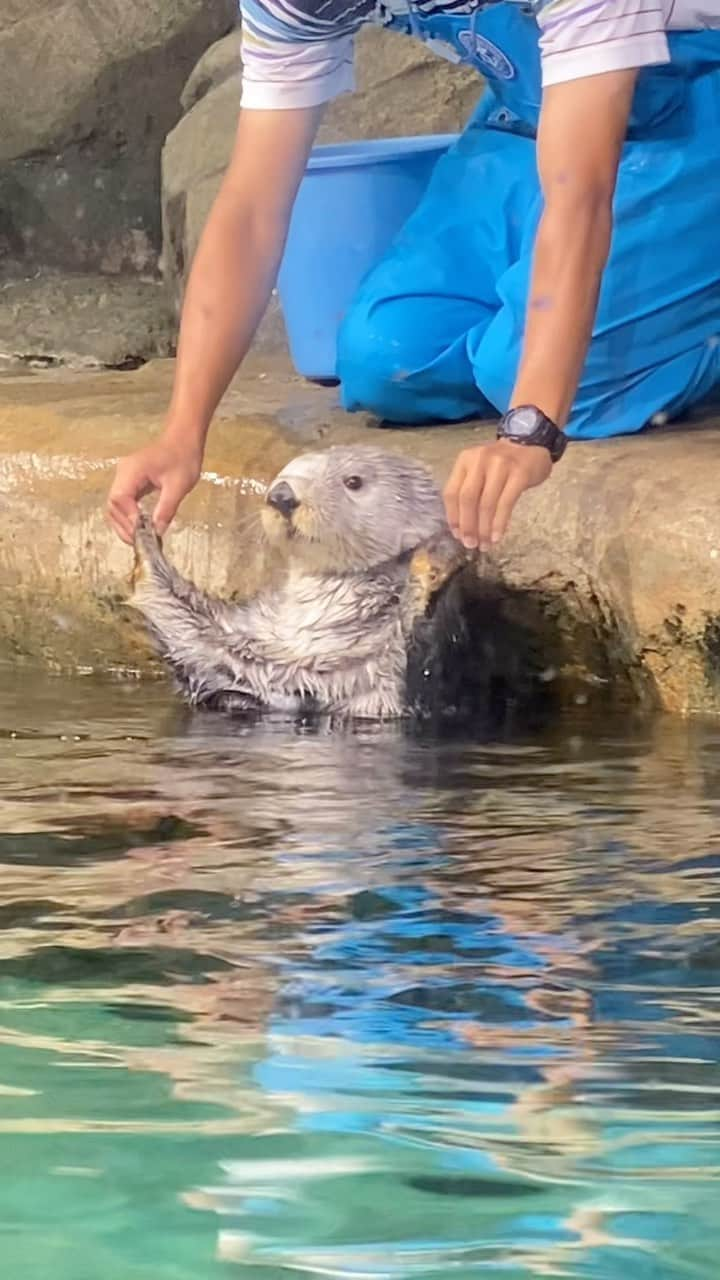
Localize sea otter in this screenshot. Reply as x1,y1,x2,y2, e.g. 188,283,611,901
131,445,547,725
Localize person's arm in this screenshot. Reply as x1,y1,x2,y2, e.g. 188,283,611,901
511,69,639,423
108,104,323,543
443,69,637,551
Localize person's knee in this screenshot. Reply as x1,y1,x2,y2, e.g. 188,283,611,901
337,296,431,422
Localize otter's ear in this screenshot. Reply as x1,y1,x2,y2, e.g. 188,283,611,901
398,521,448,555
393,479,447,555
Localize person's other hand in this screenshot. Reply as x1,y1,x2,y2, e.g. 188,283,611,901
443,440,552,550
107,436,202,544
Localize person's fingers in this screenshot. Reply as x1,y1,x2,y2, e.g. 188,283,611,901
107,459,158,542
475,459,511,550
457,460,488,548
443,455,468,534
152,475,189,536
109,514,134,545
107,491,140,546
445,443,552,551
491,471,528,544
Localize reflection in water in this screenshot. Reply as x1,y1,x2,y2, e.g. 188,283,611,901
0,670,718,1279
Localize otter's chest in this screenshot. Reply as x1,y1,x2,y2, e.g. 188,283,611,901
253,575,408,715
262,577,403,662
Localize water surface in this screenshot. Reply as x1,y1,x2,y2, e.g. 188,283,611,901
0,670,718,1279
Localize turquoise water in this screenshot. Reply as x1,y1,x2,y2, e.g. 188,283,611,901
0,672,718,1279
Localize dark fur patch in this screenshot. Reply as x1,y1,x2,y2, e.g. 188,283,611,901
405,565,555,736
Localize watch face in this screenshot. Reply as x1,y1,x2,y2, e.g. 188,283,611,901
498,405,565,462
507,406,541,437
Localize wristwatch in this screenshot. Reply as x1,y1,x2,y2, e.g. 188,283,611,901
497,405,567,463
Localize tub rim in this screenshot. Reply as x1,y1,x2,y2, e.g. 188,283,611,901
305,133,459,172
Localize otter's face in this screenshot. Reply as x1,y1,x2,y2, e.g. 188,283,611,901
260,446,447,574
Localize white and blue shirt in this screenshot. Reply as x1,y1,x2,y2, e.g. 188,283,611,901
239,0,720,109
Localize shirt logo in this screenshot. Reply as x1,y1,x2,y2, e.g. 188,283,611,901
458,31,516,80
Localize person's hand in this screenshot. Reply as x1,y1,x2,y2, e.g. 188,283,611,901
107,435,203,544
443,439,552,550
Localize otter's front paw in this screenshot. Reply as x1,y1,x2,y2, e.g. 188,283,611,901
406,532,471,617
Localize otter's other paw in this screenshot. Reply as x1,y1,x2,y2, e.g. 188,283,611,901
404,532,472,621
131,513,165,592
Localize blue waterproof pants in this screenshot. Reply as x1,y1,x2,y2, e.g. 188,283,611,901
337,28,720,439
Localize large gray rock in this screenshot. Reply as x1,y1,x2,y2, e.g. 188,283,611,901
161,27,480,322
0,0,237,274
0,272,175,370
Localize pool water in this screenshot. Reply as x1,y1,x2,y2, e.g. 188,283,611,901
1,671,718,1279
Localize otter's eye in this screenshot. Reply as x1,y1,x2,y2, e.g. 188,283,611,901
343,475,363,492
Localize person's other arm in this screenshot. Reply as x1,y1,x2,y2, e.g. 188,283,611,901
443,70,636,550
108,105,322,543
509,70,640,424
444,1,671,550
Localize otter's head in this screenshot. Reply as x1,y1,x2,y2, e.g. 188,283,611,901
261,446,447,574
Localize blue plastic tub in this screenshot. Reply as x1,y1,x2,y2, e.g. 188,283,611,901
277,134,458,381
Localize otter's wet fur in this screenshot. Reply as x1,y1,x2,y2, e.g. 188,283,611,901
131,445,550,727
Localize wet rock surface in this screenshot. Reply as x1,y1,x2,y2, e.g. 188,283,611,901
0,354,718,717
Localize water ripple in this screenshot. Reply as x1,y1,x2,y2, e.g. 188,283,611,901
0,674,718,1278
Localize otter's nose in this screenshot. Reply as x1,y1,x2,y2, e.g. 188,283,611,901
266,480,299,519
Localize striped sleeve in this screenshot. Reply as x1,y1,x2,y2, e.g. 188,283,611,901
240,0,356,109
536,0,671,87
